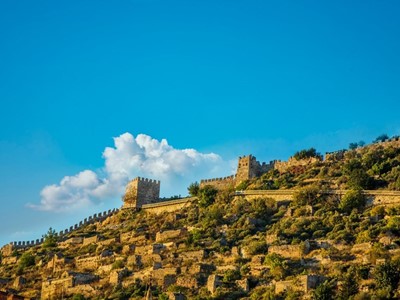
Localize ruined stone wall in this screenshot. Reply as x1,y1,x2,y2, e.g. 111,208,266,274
368,190,400,206
200,155,275,190
274,157,320,173
41,277,73,300
268,244,304,259
233,190,295,202
2,209,118,250
200,175,235,190
141,197,194,214
275,275,323,294
233,190,400,207
156,228,187,242
236,155,274,181
123,177,160,208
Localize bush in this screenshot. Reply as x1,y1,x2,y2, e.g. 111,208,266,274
339,189,366,213
374,261,400,297
312,280,335,300
18,252,35,269
112,259,125,270
347,169,374,189
42,227,57,248
245,240,267,255
374,134,389,143
187,182,200,197
386,216,400,234
198,185,218,208
293,185,320,206
223,269,240,282
293,148,322,160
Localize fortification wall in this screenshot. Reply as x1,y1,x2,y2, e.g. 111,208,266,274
200,175,235,190
236,155,274,182
274,157,320,173
325,137,400,161
123,177,160,208
200,155,275,190
2,209,119,250
233,190,400,207
142,197,195,214
234,190,295,202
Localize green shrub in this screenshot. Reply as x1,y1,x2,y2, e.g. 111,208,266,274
18,252,35,269
339,189,366,213
223,269,240,282
198,185,218,208
293,148,322,160
187,182,200,197
245,240,267,255
42,227,57,248
112,259,125,270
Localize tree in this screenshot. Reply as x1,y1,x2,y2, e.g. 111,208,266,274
293,148,322,160
374,134,389,143
187,182,200,197
223,269,241,282
349,142,358,150
347,169,374,190
293,185,320,206
264,253,288,280
312,280,335,300
374,261,400,297
198,185,218,208
18,252,35,269
338,268,359,299
42,227,57,248
339,189,366,213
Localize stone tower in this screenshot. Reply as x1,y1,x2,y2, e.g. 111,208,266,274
123,177,160,208
236,155,261,182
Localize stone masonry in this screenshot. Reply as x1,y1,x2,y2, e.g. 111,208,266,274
123,177,160,208
200,155,275,190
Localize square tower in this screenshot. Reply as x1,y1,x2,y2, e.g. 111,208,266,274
123,177,160,208
236,155,261,182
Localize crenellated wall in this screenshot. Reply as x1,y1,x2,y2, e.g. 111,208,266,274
123,177,160,208
274,157,321,173
2,208,119,251
200,155,275,190
200,175,235,190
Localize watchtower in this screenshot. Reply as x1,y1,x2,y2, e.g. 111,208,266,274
123,177,161,208
236,155,261,182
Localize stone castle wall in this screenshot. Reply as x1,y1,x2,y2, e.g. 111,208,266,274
141,197,195,214
233,190,400,207
200,155,275,190
2,209,119,251
123,177,160,208
200,175,235,190
274,157,321,173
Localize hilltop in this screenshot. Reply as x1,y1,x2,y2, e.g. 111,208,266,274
1,136,400,299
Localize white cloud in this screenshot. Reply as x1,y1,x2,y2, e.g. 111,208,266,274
28,133,230,212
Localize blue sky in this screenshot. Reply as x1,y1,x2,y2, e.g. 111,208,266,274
1,0,400,246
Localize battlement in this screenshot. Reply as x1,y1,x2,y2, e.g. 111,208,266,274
134,177,161,185
2,209,119,250
200,175,235,184
123,177,161,208
200,154,274,190
236,155,274,182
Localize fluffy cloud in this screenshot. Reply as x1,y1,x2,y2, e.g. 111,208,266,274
29,133,230,212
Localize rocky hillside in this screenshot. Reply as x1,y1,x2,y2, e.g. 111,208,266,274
1,138,400,300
